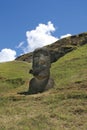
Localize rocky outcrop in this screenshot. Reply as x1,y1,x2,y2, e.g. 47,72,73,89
16,32,87,63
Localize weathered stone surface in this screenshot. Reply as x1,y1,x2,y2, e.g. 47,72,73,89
28,47,54,94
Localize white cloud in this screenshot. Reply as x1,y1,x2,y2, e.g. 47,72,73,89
16,22,72,54
0,48,16,63
60,34,71,39
24,21,58,53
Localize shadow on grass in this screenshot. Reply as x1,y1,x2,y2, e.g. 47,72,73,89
17,91,32,95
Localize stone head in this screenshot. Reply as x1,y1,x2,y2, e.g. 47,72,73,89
30,47,51,79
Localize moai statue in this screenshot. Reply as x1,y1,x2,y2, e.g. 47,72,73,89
28,47,54,94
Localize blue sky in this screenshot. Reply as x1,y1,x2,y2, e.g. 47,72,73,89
0,0,87,62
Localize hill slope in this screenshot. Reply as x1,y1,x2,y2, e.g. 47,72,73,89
16,32,87,63
0,44,87,130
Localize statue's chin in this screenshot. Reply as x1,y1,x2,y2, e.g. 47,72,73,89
35,75,49,80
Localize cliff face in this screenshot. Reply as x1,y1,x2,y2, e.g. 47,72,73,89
16,32,87,63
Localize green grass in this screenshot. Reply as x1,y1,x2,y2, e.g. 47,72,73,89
0,44,87,130
51,44,87,88
0,61,32,94
0,61,31,79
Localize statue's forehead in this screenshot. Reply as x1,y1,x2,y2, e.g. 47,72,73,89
33,49,49,57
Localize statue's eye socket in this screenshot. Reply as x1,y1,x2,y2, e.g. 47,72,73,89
34,57,39,61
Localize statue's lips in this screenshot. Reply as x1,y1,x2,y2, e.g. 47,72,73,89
33,71,49,78
29,69,49,80
30,68,49,76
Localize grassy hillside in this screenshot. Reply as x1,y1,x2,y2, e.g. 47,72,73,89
0,61,32,95
0,44,87,130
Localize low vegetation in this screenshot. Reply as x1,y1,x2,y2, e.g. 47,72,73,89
0,44,87,130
